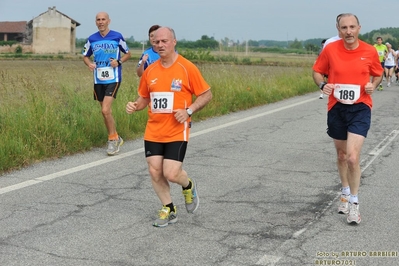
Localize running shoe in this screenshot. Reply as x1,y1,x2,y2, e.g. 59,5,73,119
347,203,361,224
378,84,383,91
153,206,177,227
182,178,199,213
387,82,391,87
107,136,124,156
319,94,324,99
338,194,350,214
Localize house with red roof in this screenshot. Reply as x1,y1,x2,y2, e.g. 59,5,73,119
0,6,80,54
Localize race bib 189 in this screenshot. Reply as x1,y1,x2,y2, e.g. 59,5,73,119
333,84,361,104
150,92,174,113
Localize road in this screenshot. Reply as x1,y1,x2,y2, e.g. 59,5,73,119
1,87,399,266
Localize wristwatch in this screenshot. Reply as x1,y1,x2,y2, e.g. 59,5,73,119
186,108,193,117
319,82,327,90
117,60,122,66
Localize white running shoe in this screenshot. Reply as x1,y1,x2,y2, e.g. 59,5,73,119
347,202,361,224
338,195,350,214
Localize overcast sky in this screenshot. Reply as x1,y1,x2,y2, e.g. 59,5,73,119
1,0,397,42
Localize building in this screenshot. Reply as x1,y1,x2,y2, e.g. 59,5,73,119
0,6,80,54
28,6,81,54
0,21,27,42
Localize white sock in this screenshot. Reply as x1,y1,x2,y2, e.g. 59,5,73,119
341,186,350,196
349,194,358,204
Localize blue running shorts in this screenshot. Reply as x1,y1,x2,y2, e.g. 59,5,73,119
327,102,371,140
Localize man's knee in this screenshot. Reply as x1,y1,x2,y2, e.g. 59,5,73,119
346,154,359,168
164,170,181,183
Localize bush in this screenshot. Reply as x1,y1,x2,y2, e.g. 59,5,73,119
0,40,17,47
15,45,23,54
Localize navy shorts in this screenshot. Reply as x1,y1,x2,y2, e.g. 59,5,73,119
144,141,188,162
93,82,120,101
327,102,371,140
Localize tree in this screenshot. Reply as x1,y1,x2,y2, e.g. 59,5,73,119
305,43,319,53
289,38,303,49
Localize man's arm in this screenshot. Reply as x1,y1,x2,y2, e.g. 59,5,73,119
312,71,325,87
188,89,213,113
364,75,382,95
136,54,148,77
120,50,131,64
313,70,334,95
126,96,150,114
173,89,213,124
83,56,96,71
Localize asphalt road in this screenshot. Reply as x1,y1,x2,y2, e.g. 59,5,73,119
1,84,399,266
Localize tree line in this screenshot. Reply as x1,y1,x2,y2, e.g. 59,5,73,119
74,27,399,54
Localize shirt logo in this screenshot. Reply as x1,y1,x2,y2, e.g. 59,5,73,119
171,79,182,92
360,57,366,60
150,78,158,85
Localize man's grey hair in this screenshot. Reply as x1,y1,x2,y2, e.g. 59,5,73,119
336,13,360,25
164,27,176,39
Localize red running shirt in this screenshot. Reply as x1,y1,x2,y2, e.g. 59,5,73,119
313,39,383,111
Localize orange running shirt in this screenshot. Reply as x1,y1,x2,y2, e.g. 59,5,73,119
138,54,210,142
313,39,383,111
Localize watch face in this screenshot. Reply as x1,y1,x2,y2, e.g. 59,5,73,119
187,109,193,115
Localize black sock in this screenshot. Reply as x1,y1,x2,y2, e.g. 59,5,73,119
165,202,174,212
182,180,192,190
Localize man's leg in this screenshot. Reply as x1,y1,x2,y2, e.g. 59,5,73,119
100,96,117,137
163,159,199,213
345,132,365,224
345,132,365,197
333,139,351,214
333,139,349,189
147,156,173,205
101,96,123,155
147,156,179,227
163,159,189,187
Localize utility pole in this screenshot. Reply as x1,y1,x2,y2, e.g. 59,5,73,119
287,32,289,48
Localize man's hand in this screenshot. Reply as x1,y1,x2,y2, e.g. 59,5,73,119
142,54,149,63
173,109,189,124
365,82,375,95
110,58,118,68
126,102,138,114
87,63,96,71
322,83,334,96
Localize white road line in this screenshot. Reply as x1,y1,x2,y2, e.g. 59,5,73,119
363,129,399,171
0,97,317,196
0,149,143,195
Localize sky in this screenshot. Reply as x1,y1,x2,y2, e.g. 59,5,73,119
0,0,397,42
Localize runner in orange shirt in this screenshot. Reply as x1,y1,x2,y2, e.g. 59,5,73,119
126,27,212,227
313,13,383,225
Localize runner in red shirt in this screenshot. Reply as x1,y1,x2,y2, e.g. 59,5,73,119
313,13,383,225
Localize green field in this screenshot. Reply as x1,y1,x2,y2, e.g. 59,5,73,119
0,56,317,174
